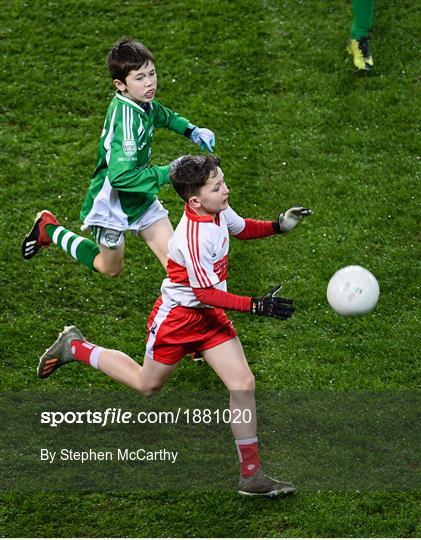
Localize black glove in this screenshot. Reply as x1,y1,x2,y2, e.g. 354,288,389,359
250,285,295,320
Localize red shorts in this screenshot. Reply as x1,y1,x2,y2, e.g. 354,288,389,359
145,297,237,364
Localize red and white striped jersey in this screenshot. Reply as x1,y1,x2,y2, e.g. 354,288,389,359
161,204,246,308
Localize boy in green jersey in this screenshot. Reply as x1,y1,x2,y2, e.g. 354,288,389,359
22,38,215,276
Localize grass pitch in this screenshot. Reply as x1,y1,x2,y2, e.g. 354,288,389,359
0,0,419,537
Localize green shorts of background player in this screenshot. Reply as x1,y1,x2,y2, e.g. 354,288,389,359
22,38,215,277
37,155,312,496
347,0,375,71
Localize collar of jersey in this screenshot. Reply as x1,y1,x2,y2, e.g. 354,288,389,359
115,92,152,116
185,203,214,223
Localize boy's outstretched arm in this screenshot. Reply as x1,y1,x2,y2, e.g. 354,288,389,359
153,101,215,152
191,207,312,316
192,285,295,321
234,207,312,240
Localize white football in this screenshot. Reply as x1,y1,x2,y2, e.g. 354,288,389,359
327,265,380,316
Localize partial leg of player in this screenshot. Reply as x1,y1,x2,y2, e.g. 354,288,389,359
139,217,174,268
203,338,295,497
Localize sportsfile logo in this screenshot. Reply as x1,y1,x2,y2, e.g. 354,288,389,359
40,407,252,427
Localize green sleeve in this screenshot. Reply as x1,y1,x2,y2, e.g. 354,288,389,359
107,104,171,194
152,100,190,135
109,164,171,194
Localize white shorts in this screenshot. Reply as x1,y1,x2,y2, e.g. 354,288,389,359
84,199,169,249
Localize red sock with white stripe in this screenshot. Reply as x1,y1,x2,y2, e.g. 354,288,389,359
70,340,104,369
236,437,261,478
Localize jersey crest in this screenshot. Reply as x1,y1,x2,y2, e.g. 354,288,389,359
122,138,136,157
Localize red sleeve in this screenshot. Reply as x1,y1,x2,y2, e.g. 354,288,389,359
192,287,251,312
234,218,277,240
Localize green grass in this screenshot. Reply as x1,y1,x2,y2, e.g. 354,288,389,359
0,0,420,537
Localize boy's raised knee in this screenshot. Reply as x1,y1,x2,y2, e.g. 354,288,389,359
93,252,124,277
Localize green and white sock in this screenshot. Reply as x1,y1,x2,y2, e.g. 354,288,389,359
45,224,100,272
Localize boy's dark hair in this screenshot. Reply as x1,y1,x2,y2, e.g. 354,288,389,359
108,38,155,82
170,155,221,202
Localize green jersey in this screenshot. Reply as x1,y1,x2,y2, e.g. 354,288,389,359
80,92,190,230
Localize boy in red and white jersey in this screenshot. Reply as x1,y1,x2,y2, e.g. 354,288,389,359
37,155,311,497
